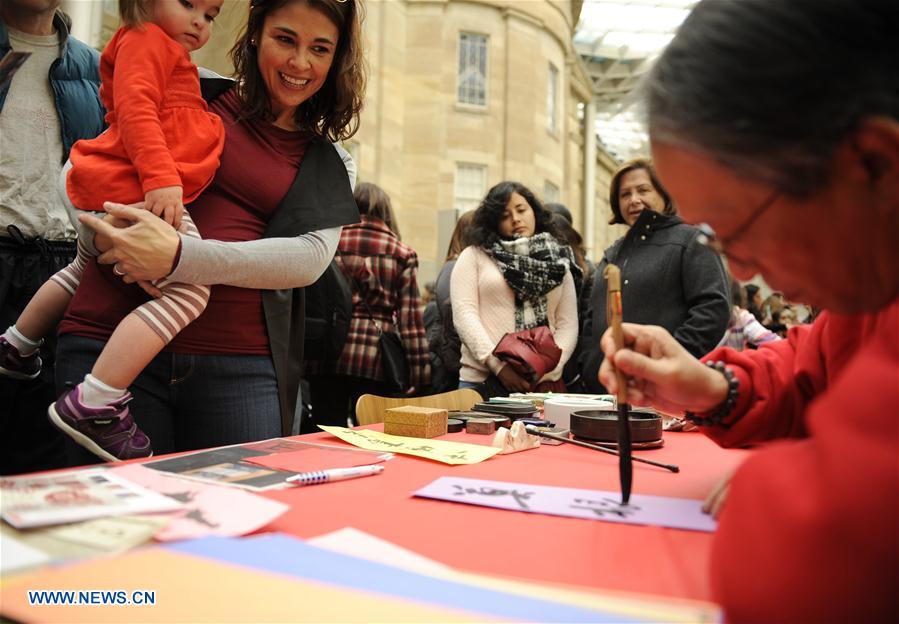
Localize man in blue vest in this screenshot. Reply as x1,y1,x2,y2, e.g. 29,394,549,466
0,0,104,474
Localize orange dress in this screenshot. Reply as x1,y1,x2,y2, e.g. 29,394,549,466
67,23,224,212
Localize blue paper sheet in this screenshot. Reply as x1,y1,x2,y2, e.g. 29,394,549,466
168,533,644,623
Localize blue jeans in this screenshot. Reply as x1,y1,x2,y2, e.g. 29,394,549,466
56,334,281,466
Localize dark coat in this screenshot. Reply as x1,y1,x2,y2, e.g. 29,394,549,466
426,259,463,392
0,11,106,162
578,209,730,392
201,75,359,435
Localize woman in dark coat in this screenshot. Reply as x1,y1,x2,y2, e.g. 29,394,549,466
425,210,475,393
578,158,730,392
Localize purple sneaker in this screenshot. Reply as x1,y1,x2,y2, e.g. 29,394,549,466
48,385,152,462
0,335,41,380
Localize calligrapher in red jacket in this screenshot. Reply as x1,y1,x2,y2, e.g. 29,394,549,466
598,0,898,621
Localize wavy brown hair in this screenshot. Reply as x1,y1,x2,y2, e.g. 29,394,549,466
608,158,675,225
467,181,561,249
230,0,367,140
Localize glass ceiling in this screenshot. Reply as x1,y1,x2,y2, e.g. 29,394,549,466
575,0,696,161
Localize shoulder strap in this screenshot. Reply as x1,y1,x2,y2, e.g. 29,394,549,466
340,257,383,336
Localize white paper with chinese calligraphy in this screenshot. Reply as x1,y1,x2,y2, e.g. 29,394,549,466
319,426,501,465
414,476,717,532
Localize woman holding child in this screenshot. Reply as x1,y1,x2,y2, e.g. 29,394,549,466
58,0,367,462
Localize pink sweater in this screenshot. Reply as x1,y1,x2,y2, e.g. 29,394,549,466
450,245,578,383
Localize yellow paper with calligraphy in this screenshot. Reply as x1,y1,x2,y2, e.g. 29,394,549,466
319,426,501,465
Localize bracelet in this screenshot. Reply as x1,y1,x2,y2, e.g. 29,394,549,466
684,361,739,428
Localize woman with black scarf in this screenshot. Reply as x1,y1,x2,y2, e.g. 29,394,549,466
451,181,581,400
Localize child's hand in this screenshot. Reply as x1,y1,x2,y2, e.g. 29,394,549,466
94,212,133,252
144,186,184,229
136,280,163,299
103,213,131,228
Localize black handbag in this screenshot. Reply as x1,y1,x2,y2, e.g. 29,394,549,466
348,271,409,392
376,328,409,393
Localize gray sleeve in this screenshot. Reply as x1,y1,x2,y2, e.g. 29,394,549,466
167,142,355,289
168,226,342,289
334,143,357,190
59,160,101,255
70,210,104,256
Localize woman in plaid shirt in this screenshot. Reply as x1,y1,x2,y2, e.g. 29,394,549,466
308,183,430,426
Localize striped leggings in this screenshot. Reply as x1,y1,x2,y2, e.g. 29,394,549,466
51,211,210,344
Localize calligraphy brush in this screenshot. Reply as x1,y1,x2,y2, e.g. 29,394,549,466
524,426,679,473
604,264,633,504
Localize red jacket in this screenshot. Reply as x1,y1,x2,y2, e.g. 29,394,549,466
700,298,898,622
333,216,430,388
67,23,224,211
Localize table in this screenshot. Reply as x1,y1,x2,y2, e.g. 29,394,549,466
261,427,749,602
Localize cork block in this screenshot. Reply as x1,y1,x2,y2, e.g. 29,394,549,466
465,418,496,435
383,406,448,439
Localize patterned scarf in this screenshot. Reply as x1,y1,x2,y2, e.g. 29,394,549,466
486,232,583,330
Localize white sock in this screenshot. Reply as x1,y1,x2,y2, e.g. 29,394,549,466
80,374,127,407
5,325,41,356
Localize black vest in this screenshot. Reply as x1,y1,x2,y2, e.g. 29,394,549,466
202,75,359,434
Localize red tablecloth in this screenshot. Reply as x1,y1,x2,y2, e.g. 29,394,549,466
263,427,749,602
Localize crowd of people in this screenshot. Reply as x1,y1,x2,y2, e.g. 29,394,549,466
1,0,894,621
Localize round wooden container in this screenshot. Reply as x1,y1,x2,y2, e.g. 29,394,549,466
569,408,664,447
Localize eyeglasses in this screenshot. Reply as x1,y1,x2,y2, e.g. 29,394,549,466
697,188,781,257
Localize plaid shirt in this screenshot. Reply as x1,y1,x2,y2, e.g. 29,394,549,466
333,216,430,387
